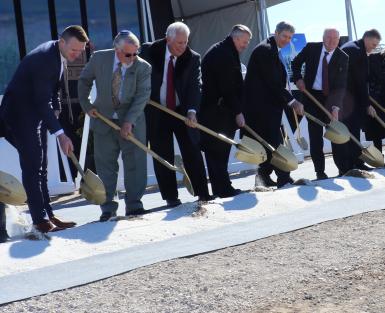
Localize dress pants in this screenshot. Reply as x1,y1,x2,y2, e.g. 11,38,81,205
147,110,210,200
306,90,344,174
4,119,54,224
0,202,6,235
93,116,147,213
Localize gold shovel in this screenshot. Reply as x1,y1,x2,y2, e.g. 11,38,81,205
68,152,107,205
304,111,350,144
0,170,27,205
293,108,308,150
148,100,267,165
243,125,298,172
94,112,195,196
303,89,383,167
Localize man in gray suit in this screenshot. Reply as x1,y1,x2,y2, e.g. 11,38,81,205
78,30,151,221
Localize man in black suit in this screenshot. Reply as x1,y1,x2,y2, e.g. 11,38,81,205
292,28,349,178
200,25,251,198
340,29,381,171
243,21,304,188
0,26,88,233
0,202,9,243
141,22,211,207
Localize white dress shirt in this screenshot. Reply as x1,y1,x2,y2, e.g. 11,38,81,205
278,47,295,106
312,46,335,90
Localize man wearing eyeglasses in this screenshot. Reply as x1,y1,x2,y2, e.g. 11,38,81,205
78,30,151,221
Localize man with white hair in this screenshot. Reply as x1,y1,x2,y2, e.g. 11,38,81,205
141,22,212,207
78,30,151,221
292,28,349,178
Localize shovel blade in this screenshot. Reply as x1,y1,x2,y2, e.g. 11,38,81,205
0,171,27,205
236,136,267,165
296,137,308,150
359,144,384,168
271,145,298,172
174,155,195,196
80,169,106,205
324,121,350,144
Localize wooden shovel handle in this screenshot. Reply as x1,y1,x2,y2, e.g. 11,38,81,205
148,100,237,146
303,88,333,120
292,108,301,139
68,151,86,178
373,113,385,129
243,124,274,152
303,111,327,127
369,96,385,114
94,112,179,172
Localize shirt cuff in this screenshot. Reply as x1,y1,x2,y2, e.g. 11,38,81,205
187,109,196,114
288,99,296,106
54,129,64,137
332,106,340,111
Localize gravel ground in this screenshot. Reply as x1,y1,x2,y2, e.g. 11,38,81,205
2,209,385,313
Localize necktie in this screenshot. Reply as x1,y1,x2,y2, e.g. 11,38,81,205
112,62,122,109
322,51,329,96
63,62,73,123
166,55,176,111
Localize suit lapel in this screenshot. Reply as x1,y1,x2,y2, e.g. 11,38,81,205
104,50,115,97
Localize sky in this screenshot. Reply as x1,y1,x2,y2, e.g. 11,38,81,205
267,0,385,42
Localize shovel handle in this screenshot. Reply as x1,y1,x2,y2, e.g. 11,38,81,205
303,88,333,120
94,112,180,173
68,151,86,178
373,113,385,129
369,96,385,114
292,108,301,139
304,111,327,127
348,133,364,149
243,125,274,152
148,100,237,146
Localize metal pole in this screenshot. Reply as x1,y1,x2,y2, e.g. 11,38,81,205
345,0,353,40
13,0,26,59
109,0,118,39
47,0,58,39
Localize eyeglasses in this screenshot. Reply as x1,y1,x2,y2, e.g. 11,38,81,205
124,52,138,57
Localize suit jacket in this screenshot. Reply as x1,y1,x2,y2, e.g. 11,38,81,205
341,39,370,115
0,40,62,134
243,36,293,121
78,49,152,135
140,38,202,141
291,42,348,111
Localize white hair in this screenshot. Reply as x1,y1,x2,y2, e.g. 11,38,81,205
113,30,140,49
166,22,190,40
323,28,340,37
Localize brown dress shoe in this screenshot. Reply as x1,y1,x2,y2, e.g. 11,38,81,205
34,220,64,233
49,216,76,228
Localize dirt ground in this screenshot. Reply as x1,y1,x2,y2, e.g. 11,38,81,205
2,209,385,313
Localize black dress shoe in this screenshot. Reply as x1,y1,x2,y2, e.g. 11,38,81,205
0,230,10,243
125,208,146,216
99,211,117,222
218,188,243,198
277,176,294,188
166,199,182,207
316,172,328,180
255,173,277,187
354,163,373,171
198,195,215,202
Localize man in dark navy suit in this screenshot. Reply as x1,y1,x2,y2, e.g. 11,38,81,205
141,22,212,207
340,29,381,171
0,25,89,233
243,21,304,188
292,28,349,178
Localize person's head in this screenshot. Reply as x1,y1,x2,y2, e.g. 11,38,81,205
230,24,252,53
113,30,140,65
274,21,295,48
323,28,340,52
59,25,89,62
363,29,381,54
166,22,190,57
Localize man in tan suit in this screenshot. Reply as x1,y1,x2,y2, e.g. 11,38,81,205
78,30,151,221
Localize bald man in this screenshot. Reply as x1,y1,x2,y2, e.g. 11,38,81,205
292,28,349,178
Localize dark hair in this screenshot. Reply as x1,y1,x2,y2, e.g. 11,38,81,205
275,21,295,34
61,25,89,43
363,29,382,41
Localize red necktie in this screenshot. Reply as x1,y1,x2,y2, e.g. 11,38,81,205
322,51,329,96
166,55,176,110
